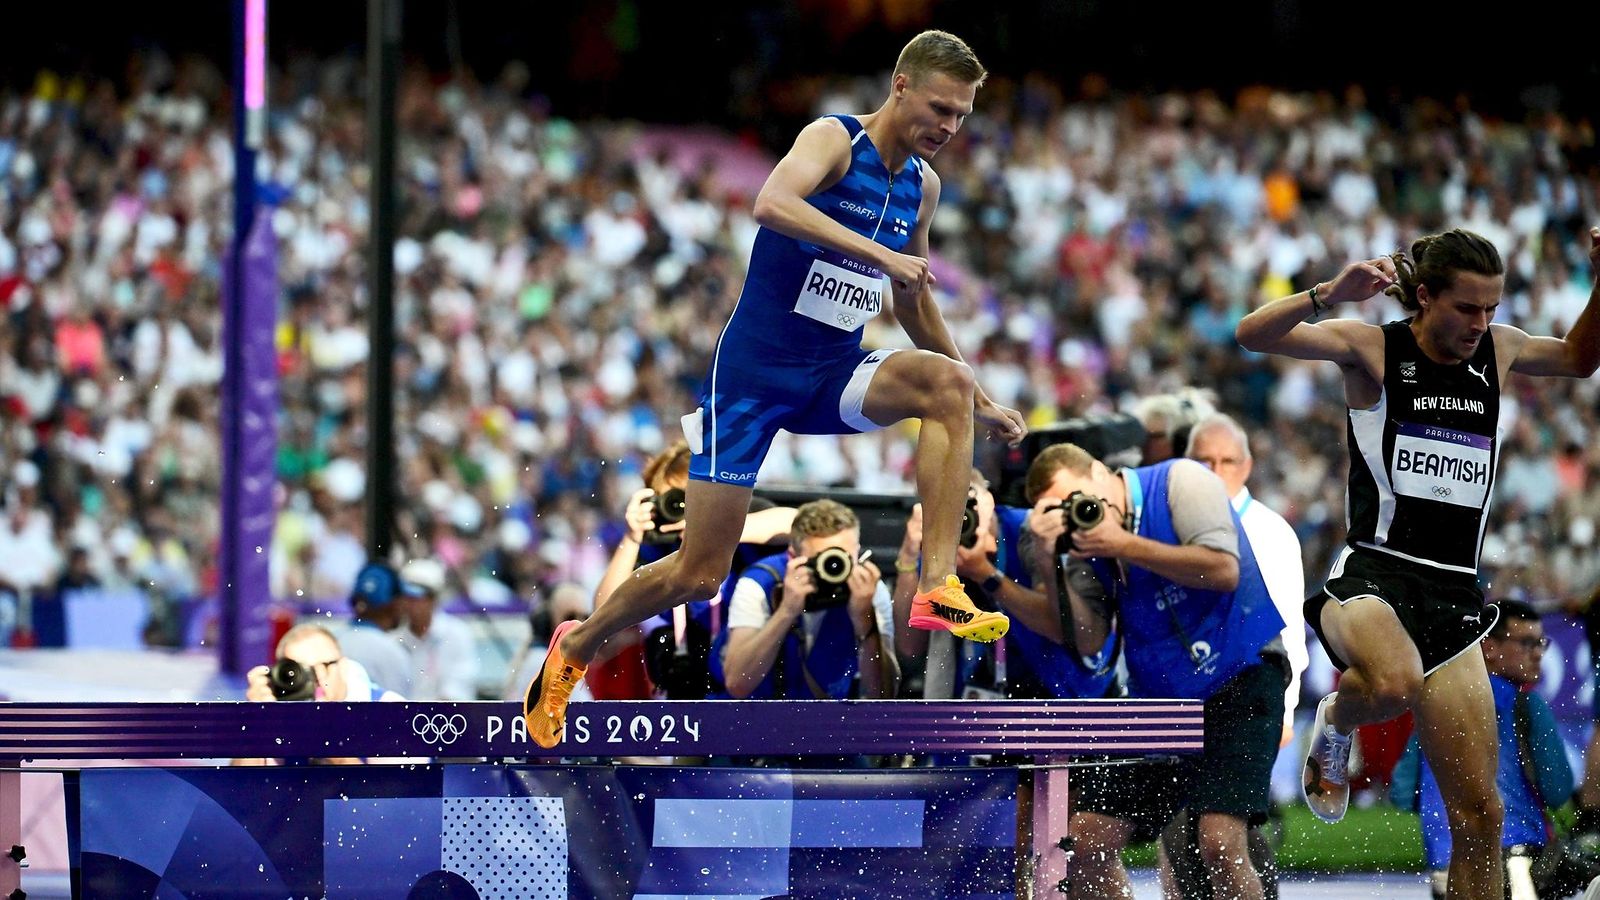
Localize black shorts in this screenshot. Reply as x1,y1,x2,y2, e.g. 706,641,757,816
1308,546,1497,676
1072,661,1286,840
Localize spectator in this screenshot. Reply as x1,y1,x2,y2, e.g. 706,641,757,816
334,562,415,699
395,558,478,701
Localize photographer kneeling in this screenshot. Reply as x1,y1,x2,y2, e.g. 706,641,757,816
236,624,405,766
714,499,899,702
1023,443,1286,900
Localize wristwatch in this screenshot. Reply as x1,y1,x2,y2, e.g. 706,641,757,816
980,570,1005,596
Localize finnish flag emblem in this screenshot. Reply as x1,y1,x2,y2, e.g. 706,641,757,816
892,217,910,236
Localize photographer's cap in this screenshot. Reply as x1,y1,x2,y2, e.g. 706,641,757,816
399,559,447,597
350,561,401,609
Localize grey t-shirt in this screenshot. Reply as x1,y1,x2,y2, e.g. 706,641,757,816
1161,460,1239,558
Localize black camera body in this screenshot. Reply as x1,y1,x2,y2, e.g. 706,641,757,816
959,493,980,549
1054,491,1106,554
804,546,854,612
643,487,687,545
267,658,317,701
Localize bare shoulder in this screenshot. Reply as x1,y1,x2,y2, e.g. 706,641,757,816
1325,317,1386,373
794,116,853,150
1489,321,1531,352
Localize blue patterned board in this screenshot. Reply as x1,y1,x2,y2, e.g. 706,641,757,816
78,764,1019,899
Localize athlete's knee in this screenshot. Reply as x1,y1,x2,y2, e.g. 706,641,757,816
660,556,729,600
921,356,974,409
1448,789,1504,838
1366,667,1425,711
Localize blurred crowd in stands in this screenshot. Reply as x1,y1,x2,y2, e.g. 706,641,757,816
1,49,1598,666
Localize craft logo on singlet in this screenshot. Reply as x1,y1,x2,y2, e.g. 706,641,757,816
794,254,886,331
1390,421,1492,509
838,200,881,220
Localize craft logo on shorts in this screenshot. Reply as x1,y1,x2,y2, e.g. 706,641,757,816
793,256,886,332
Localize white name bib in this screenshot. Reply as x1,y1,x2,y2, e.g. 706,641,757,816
1390,421,1492,509
793,255,886,332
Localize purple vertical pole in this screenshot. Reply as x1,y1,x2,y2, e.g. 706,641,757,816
220,0,274,675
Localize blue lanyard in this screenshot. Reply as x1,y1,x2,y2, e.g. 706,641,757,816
1124,469,1144,533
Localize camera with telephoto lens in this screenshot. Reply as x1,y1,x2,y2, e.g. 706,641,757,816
267,658,317,701
959,493,980,549
1054,491,1105,554
804,546,855,612
643,487,688,545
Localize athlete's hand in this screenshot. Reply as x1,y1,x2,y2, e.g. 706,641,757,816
882,251,936,296
1324,256,1397,305
976,397,1027,446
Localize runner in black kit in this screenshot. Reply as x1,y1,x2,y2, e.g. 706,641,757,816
1237,226,1600,900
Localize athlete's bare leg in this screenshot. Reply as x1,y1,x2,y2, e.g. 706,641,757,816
861,349,975,592
558,479,753,665
1316,596,1425,733
1415,647,1503,900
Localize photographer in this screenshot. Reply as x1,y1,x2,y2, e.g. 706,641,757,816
236,624,404,766
1023,443,1286,900
1392,600,1578,900
589,441,796,700
714,499,899,701
892,471,1112,702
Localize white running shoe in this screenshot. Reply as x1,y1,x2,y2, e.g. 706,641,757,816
1582,874,1600,900
1302,693,1353,823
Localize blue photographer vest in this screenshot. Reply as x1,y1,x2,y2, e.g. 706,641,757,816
708,553,859,700
1088,460,1283,699
996,505,1118,699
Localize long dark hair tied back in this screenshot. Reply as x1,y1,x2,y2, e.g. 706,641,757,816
1383,228,1504,312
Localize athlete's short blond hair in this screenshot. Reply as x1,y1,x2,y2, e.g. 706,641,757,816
893,30,986,87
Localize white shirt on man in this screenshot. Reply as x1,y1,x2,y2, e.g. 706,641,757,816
392,609,478,701
1234,487,1307,731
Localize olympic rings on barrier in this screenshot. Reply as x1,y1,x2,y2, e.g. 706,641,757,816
412,712,468,744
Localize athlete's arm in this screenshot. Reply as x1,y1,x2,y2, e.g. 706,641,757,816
1499,226,1600,378
893,169,1027,444
752,119,933,293
1236,256,1396,367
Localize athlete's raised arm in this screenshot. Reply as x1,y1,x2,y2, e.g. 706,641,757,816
1236,257,1396,371
1497,226,1600,379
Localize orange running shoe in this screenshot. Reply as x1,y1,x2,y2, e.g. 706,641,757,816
908,574,1010,643
522,619,587,749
